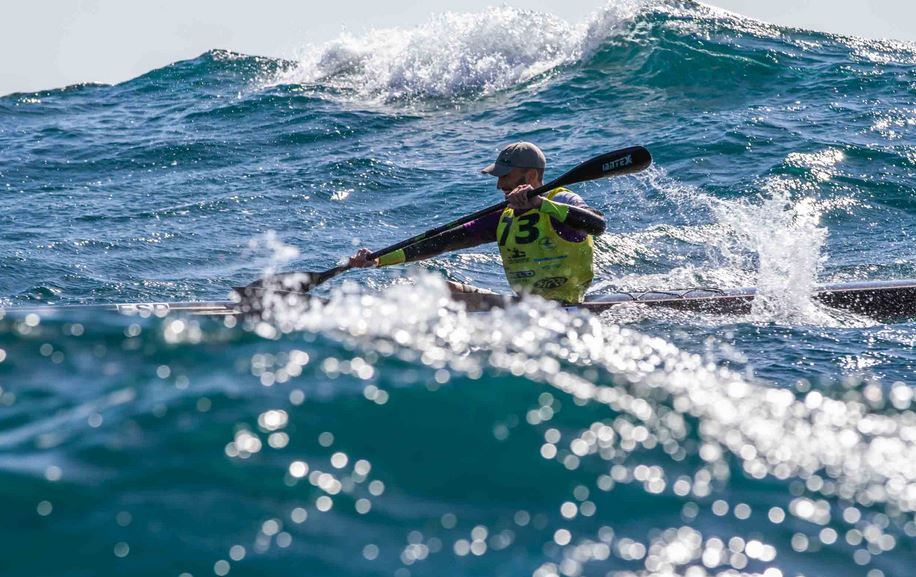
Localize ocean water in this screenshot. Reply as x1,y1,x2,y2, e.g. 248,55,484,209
1,1,915,576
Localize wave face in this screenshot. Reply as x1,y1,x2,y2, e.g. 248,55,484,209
1,2,914,576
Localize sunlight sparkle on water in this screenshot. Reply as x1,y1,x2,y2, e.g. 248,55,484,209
203,274,916,574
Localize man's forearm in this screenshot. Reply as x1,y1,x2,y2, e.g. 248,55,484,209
539,199,606,235
378,226,483,267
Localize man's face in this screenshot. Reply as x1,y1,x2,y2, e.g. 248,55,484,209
496,167,537,194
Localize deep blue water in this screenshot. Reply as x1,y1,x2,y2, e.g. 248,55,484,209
1,2,914,576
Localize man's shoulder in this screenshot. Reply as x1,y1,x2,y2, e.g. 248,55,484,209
550,188,587,207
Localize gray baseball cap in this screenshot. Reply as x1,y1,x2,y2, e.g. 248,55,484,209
481,142,546,177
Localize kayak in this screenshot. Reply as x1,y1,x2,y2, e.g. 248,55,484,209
451,278,916,320
2,278,915,322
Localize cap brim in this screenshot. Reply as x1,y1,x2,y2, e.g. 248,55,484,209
481,162,512,177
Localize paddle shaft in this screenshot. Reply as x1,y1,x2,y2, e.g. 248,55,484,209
247,146,652,293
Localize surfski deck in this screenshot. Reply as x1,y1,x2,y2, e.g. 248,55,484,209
2,279,915,321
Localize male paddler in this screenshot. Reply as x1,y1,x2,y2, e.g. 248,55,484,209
348,142,606,303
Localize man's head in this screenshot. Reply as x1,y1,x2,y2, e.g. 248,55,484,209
481,142,546,193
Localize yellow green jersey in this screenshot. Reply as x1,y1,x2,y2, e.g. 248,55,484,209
495,188,594,303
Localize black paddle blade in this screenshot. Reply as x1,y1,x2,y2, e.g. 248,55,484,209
552,146,652,189
233,270,336,302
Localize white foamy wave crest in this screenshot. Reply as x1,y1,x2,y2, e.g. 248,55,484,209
273,4,640,101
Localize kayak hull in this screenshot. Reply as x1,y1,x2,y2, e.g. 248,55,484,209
3,279,915,322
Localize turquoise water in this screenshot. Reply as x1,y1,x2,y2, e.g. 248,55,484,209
1,2,914,576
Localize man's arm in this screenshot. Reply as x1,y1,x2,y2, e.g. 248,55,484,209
395,219,493,264
539,191,606,239
539,197,606,236
350,212,499,268
504,187,605,239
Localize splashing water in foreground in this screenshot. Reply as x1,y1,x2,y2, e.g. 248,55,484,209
176,273,914,576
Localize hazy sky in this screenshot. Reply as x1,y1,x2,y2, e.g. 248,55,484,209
1,0,913,96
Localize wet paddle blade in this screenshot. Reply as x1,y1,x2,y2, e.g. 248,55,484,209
234,270,337,301
549,146,652,190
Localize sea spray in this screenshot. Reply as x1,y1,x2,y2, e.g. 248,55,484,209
597,163,869,326
713,180,831,322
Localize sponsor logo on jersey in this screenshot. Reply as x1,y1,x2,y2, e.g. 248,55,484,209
533,255,566,263
538,237,557,250
511,270,535,279
539,263,567,271
533,276,568,289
